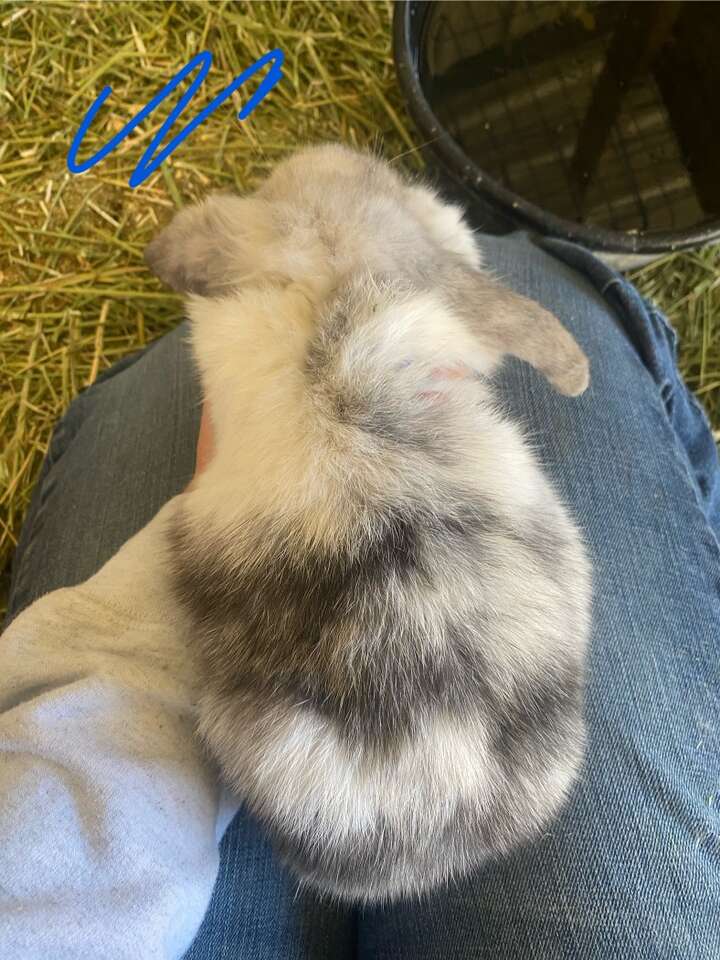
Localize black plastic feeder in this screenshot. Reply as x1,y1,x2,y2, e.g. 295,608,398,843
393,1,720,264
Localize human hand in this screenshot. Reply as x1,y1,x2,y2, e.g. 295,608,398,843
189,403,215,487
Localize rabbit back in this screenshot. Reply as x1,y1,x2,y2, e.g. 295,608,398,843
168,279,590,902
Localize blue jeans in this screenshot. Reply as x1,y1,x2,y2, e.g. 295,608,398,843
6,233,720,959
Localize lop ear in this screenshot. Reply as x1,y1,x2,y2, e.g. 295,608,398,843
446,267,590,397
144,193,266,296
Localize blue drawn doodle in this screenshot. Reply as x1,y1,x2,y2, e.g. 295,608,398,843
67,48,284,188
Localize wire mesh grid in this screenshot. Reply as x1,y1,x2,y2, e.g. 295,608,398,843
423,1,706,233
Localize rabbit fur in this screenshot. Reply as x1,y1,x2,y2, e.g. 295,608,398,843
145,144,592,903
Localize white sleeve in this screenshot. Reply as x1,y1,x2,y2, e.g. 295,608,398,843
0,496,233,960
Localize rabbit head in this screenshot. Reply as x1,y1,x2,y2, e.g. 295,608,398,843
146,143,588,398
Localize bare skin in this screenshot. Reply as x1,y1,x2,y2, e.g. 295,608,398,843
192,404,214,482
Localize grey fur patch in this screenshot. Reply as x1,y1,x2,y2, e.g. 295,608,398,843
168,498,523,750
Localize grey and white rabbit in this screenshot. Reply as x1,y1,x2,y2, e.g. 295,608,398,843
145,144,592,903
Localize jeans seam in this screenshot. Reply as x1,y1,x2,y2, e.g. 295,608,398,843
536,235,720,564
644,379,720,566
632,300,720,562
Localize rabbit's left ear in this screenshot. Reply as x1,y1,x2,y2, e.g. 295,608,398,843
446,267,590,397
144,193,262,296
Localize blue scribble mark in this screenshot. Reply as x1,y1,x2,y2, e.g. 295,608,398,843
67,49,284,188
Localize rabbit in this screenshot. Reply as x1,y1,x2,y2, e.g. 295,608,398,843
145,143,592,903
